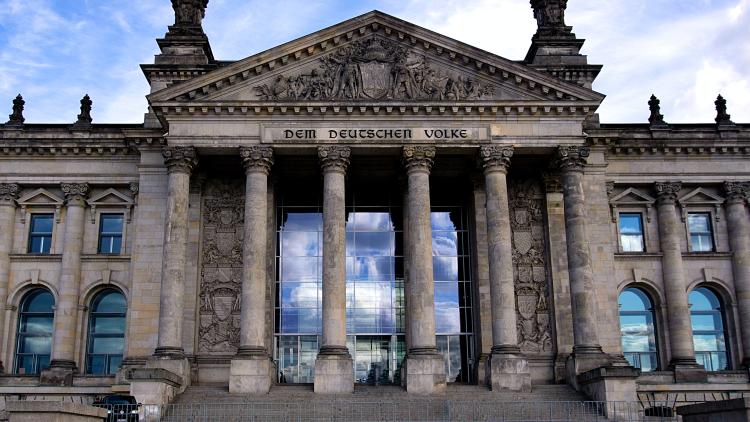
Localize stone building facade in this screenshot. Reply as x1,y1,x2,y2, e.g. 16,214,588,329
1,0,749,409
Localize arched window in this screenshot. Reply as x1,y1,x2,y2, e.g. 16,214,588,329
689,287,729,371
618,287,658,371
86,289,127,375
15,289,54,374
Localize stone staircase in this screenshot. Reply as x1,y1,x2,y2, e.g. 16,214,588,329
160,383,607,421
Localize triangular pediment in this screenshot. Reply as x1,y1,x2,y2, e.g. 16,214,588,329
610,188,655,205
17,188,63,206
149,11,604,106
87,188,134,206
678,188,724,205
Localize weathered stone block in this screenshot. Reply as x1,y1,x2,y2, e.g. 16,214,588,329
313,355,354,394
228,357,275,394
6,401,107,422
489,354,532,392
404,354,446,395
677,398,750,422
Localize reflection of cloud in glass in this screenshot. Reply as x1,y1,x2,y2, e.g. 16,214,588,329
693,335,725,352
432,231,457,256
281,257,320,282
281,231,319,256
433,257,458,281
435,307,460,333
347,212,393,231
621,336,653,352
20,336,52,354
431,212,457,231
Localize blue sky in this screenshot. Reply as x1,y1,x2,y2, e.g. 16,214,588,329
1,0,748,124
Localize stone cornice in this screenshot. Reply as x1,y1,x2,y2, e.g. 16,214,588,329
162,146,198,174
654,182,681,204
240,146,274,174
318,146,351,173
479,145,513,173
402,146,436,172
555,145,588,171
152,101,596,119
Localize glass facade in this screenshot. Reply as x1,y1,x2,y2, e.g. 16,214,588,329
618,287,658,371
15,289,54,374
86,289,127,374
689,287,729,371
274,190,473,384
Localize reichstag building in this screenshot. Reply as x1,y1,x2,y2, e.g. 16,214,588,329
1,0,749,412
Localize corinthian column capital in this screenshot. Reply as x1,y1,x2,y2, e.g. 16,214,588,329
479,145,513,174
0,183,20,204
240,146,274,174
162,146,198,174
318,146,351,173
724,181,750,204
654,182,682,204
402,146,436,173
555,145,589,172
61,183,89,205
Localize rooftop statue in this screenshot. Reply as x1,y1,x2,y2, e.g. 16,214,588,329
171,0,209,26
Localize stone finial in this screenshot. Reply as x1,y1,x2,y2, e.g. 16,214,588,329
317,146,351,172
648,94,667,127
61,183,90,205
402,146,436,172
530,0,569,34
172,0,209,26
724,181,749,203
555,145,589,171
715,95,735,126
162,146,198,174
240,146,274,174
71,94,93,129
6,94,25,127
0,183,20,203
654,182,682,204
479,145,513,173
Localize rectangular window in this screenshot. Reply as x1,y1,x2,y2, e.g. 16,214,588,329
98,214,124,254
688,213,714,252
619,213,645,252
28,214,53,254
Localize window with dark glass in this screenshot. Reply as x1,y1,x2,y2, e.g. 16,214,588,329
619,213,645,252
28,214,53,254
690,287,729,371
618,287,658,371
86,289,127,375
15,289,54,374
98,214,124,254
688,213,714,252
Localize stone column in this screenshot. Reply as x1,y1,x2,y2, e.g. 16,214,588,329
724,182,750,367
42,183,89,385
654,181,705,382
314,146,353,394
402,146,446,394
230,146,275,394
0,184,19,373
479,146,531,392
556,146,610,381
153,147,197,360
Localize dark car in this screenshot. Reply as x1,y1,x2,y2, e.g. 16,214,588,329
93,395,140,422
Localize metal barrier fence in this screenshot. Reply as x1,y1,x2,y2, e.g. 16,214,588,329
94,400,683,422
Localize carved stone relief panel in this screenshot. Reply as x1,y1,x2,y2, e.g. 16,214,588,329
253,36,496,101
198,179,244,354
510,178,553,354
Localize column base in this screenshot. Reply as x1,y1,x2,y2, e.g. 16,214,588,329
403,351,446,394
565,346,611,390
153,346,185,359
40,360,77,386
670,358,707,383
313,349,353,394
229,355,276,394
488,348,531,392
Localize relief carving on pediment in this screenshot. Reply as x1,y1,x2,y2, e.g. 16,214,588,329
199,180,244,354
510,179,553,354
254,37,495,101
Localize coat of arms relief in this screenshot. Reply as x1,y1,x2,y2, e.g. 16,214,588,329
198,180,244,353
510,179,554,354
253,37,495,101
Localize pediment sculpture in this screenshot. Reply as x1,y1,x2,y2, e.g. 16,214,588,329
253,37,495,101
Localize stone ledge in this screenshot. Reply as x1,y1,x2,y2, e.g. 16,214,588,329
578,365,641,385
677,397,750,416
5,400,107,417
127,368,181,387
